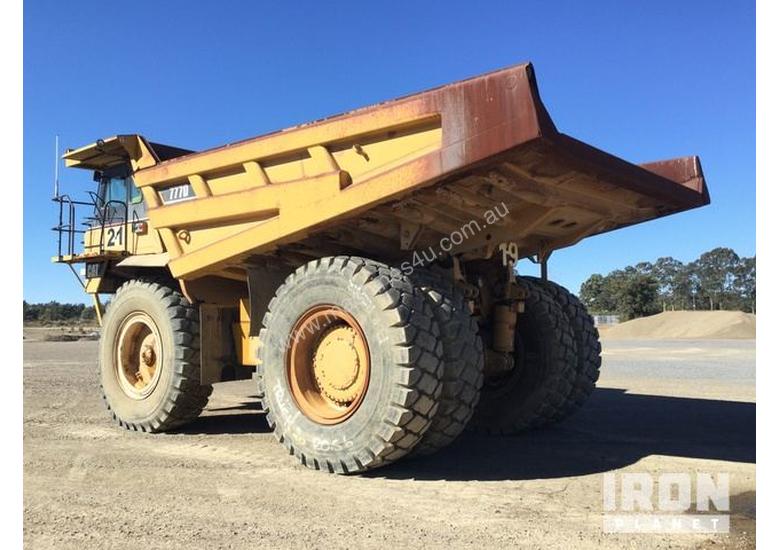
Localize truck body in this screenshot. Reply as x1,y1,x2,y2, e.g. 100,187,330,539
53,63,709,472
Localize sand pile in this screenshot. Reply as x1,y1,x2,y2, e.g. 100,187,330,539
599,311,756,340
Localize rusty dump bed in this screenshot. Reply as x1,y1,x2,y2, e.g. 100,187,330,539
66,62,709,280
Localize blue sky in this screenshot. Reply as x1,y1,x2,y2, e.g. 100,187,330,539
23,0,755,304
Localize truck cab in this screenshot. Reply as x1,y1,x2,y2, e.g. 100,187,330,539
52,135,190,284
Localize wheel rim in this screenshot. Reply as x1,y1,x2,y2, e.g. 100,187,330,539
115,312,163,400
287,306,370,424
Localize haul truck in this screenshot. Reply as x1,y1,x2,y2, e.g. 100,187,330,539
53,63,709,473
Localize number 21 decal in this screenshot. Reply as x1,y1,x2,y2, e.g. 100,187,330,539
106,227,124,247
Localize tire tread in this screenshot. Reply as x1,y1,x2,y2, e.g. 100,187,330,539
257,256,444,473
100,279,212,433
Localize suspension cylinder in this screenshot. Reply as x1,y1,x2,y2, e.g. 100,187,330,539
492,302,519,352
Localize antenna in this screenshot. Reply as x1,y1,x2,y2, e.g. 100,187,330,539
53,134,60,198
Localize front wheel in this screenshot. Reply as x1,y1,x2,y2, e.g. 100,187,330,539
257,257,444,473
99,279,212,432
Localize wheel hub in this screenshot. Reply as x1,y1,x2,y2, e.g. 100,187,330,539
141,343,156,367
115,312,162,399
313,325,362,405
287,306,370,424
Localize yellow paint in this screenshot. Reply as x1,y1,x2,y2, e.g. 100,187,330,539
136,115,442,278
187,174,212,197
83,221,164,256
167,155,437,278
85,277,102,294
132,111,438,187
232,298,257,366
92,293,103,326
58,109,443,279
63,135,159,171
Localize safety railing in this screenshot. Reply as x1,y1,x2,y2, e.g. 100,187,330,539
52,193,128,258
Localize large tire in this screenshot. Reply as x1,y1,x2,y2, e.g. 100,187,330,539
257,257,444,473
100,279,212,432
522,276,601,419
410,268,483,455
470,278,576,434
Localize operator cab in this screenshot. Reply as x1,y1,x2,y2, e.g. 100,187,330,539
93,167,146,228
53,135,192,262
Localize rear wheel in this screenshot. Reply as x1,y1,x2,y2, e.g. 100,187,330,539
521,276,601,420
470,278,576,434
410,268,483,455
257,257,444,473
99,279,212,432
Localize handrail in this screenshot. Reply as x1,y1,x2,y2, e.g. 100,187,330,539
95,199,128,254
52,194,78,258
53,191,128,258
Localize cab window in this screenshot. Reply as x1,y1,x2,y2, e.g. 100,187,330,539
107,178,127,203
99,177,128,224
98,177,127,205
130,182,143,204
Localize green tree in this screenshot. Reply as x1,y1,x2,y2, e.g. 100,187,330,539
695,248,740,310
23,301,36,322
23,301,90,324
579,274,612,313
652,257,684,310
618,274,660,320
734,256,756,313
634,261,654,276
578,247,755,320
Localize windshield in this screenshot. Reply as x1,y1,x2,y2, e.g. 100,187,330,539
95,177,129,225
106,177,127,203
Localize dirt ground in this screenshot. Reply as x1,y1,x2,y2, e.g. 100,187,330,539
23,338,755,549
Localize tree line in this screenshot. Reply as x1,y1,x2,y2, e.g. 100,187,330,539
579,247,755,321
23,301,96,323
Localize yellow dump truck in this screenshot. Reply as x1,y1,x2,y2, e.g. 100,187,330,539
53,63,709,473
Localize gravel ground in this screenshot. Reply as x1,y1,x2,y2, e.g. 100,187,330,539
23,339,756,549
